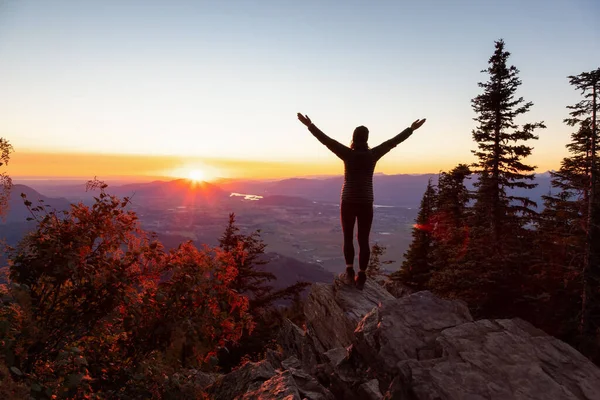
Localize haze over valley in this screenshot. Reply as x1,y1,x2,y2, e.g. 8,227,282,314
7,172,553,277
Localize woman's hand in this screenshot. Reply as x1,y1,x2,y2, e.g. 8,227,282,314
297,113,312,127
410,119,426,131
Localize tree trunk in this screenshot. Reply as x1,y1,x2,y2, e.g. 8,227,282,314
493,108,502,247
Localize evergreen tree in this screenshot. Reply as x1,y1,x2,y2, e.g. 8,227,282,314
531,68,599,356
427,165,472,298
528,190,584,338
217,213,309,371
392,179,437,289
219,213,275,306
470,39,545,239
367,242,393,278
561,68,600,337
432,164,472,257
466,39,545,316
533,118,595,339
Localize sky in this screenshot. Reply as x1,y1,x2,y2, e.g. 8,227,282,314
1,0,599,180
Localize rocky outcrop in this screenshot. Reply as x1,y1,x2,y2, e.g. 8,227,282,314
396,318,600,399
207,276,600,399
206,360,276,399
242,371,301,400
354,291,473,373
277,318,323,373
303,278,394,351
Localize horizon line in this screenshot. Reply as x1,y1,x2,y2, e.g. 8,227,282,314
11,170,555,183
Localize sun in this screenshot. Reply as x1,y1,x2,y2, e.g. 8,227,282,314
188,169,205,182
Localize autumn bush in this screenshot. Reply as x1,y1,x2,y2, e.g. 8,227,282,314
0,182,253,399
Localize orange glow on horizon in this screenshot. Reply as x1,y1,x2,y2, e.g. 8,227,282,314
8,151,351,180
6,149,553,181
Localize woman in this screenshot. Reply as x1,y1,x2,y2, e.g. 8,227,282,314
297,113,426,289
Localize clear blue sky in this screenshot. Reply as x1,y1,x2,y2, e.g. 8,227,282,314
0,0,598,178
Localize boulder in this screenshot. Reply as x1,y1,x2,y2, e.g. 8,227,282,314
281,356,302,370
237,367,335,400
277,318,322,373
207,360,276,400
304,277,394,351
320,346,374,400
242,370,301,400
287,367,336,400
354,291,473,374
359,378,384,400
189,370,220,389
393,318,600,400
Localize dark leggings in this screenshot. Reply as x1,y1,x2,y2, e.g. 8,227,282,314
341,201,373,271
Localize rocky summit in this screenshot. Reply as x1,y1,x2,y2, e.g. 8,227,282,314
205,276,600,399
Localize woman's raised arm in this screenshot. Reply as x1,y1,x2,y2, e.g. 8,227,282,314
297,113,351,160
371,118,426,160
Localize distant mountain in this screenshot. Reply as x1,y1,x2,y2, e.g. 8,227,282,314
0,185,72,255
18,172,557,210
111,179,228,206
3,184,71,224
216,173,555,208
259,252,334,290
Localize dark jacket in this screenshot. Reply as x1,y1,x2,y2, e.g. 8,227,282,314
308,124,413,203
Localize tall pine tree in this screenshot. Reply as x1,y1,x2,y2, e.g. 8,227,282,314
471,39,545,238
562,69,600,337
532,68,599,357
427,164,472,299
530,189,584,339
467,39,545,316
393,179,437,290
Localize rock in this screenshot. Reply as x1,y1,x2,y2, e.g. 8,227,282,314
242,370,301,400
304,277,394,351
303,283,353,351
265,348,285,370
277,318,322,373
393,318,600,400
188,370,219,389
212,281,600,400
372,275,414,299
382,279,414,299
359,379,384,400
321,346,372,400
281,356,302,370
354,291,473,374
332,276,395,324
288,367,336,400
322,348,348,369
240,368,335,400
207,360,276,400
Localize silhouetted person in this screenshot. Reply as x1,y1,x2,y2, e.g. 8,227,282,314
297,113,426,289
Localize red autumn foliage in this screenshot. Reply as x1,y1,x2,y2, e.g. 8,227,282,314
1,181,253,398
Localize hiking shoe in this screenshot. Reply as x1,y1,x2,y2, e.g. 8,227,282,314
355,271,367,290
344,267,356,286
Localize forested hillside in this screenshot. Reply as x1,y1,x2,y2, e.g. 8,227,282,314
395,40,599,364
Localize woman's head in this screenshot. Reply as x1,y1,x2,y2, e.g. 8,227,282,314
351,125,369,150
